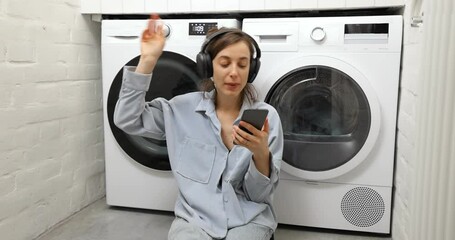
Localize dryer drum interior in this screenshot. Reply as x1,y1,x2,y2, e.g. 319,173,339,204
266,65,371,172
107,52,202,170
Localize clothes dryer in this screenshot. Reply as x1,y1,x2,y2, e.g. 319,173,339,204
243,16,402,234
102,19,240,211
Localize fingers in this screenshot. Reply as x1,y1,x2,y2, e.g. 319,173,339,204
142,14,165,42
263,118,269,134
233,122,259,143
232,127,250,146
146,13,163,35
156,23,164,37
232,120,270,158
151,13,160,20
141,29,151,41
148,14,160,33
239,121,261,136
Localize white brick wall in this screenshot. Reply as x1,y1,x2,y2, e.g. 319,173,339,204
0,0,426,239
392,0,424,239
0,0,104,239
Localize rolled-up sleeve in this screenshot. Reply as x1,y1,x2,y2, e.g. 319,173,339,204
243,110,283,203
113,66,168,140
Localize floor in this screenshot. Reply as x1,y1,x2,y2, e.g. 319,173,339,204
37,198,392,240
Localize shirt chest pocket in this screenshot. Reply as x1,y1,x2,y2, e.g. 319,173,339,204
176,138,216,184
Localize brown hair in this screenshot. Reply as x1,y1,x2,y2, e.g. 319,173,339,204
199,27,258,104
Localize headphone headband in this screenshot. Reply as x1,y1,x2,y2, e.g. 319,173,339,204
196,28,261,83
200,28,261,59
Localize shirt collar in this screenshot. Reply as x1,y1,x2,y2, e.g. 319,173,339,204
195,90,255,116
195,90,216,114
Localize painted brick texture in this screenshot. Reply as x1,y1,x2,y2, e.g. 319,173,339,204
0,0,104,239
392,0,424,239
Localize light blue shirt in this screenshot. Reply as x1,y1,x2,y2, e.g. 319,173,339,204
114,66,284,238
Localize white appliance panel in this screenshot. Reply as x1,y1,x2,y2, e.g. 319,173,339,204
243,15,402,234
102,19,240,211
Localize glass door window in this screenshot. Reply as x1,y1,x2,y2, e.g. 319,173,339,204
266,66,371,171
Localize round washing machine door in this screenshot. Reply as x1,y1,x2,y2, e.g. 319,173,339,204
107,51,201,171
264,56,380,180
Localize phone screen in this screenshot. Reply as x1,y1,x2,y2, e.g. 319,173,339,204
239,109,269,135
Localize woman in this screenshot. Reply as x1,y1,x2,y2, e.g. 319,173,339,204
114,14,283,240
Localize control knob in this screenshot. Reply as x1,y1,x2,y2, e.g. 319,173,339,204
311,27,326,42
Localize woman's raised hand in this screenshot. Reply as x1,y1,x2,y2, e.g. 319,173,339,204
136,14,166,74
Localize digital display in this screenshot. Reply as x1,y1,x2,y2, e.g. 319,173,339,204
344,23,389,34
189,22,218,35
193,25,204,32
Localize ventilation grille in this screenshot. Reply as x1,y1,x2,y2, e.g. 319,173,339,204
341,187,385,227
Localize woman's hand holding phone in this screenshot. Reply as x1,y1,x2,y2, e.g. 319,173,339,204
232,109,271,177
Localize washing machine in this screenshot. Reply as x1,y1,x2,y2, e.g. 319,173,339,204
243,16,402,234
102,19,240,211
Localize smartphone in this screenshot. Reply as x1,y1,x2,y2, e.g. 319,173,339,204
238,109,269,135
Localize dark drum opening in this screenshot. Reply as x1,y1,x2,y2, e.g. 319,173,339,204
107,52,202,170
266,66,371,171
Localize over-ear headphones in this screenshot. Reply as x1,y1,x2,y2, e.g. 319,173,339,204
196,28,261,83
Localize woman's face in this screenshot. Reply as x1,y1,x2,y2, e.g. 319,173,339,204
212,41,251,100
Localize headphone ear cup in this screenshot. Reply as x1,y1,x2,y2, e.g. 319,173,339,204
248,58,261,83
196,52,213,79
